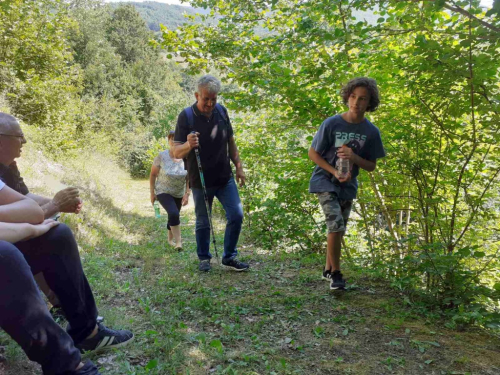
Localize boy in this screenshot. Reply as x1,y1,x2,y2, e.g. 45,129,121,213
308,77,386,290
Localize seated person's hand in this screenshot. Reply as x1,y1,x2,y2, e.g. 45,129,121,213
52,187,81,213
25,219,60,240
74,198,83,214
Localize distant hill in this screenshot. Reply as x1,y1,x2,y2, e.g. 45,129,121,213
111,1,378,33
110,1,210,31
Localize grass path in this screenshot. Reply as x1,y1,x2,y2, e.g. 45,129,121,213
1,143,499,374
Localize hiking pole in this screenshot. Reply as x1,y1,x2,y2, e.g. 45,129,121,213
191,131,221,271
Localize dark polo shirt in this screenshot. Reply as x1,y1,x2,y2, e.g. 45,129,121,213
0,161,29,194
174,102,234,189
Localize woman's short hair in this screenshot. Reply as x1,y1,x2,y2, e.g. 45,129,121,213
197,75,221,94
167,130,175,140
340,77,380,112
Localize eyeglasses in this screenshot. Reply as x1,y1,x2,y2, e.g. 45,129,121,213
0,133,25,140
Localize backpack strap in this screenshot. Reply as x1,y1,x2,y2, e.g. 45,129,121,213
215,103,228,125
185,106,195,133
185,104,230,145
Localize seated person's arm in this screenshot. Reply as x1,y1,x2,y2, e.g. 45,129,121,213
26,192,51,206
0,185,44,224
0,221,59,243
27,188,81,219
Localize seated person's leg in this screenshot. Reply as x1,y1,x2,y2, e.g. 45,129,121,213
34,272,61,308
14,223,98,345
15,223,133,351
0,240,81,374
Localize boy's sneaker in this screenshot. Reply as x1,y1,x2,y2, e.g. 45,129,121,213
76,323,134,353
330,270,346,290
222,258,249,271
199,259,211,272
66,360,101,375
322,268,332,281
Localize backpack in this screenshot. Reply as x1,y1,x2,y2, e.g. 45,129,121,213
184,103,229,133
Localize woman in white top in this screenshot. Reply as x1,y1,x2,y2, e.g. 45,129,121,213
149,130,190,251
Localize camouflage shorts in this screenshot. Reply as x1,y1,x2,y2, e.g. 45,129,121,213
317,192,353,233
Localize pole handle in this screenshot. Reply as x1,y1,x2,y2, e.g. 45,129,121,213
190,131,199,150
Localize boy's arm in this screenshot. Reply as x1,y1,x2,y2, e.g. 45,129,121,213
308,147,336,176
308,147,352,183
337,145,376,172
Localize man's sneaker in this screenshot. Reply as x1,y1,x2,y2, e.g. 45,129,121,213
199,259,211,272
76,323,134,353
322,268,332,281
222,258,249,271
66,360,102,375
330,270,346,290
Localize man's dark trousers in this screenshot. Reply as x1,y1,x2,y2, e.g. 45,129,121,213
0,224,98,374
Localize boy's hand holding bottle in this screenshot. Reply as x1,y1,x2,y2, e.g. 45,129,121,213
334,145,353,183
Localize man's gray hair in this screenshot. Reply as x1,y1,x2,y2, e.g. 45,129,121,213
0,112,18,132
196,75,221,94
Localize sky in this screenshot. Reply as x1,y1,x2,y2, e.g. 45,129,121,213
104,0,494,7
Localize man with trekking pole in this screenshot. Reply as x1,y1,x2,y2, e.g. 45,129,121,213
173,75,249,272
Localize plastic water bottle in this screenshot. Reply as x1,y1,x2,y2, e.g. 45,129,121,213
335,158,350,179
153,200,161,218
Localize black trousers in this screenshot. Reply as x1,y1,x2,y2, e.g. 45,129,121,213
157,193,182,230
0,224,98,374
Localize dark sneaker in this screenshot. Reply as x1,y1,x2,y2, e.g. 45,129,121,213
322,268,332,281
330,270,346,290
76,323,134,353
199,259,211,272
222,258,249,271
66,360,102,375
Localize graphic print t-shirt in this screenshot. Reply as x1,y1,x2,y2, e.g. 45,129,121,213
309,114,386,200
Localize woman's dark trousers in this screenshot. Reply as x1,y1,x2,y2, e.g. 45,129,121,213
157,193,182,230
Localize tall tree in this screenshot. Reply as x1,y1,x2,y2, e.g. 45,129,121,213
0,0,79,130
162,0,500,318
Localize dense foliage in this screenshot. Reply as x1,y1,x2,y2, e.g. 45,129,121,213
1,0,499,328
161,0,500,326
1,0,191,175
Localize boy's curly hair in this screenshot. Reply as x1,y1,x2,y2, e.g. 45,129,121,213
340,77,380,112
